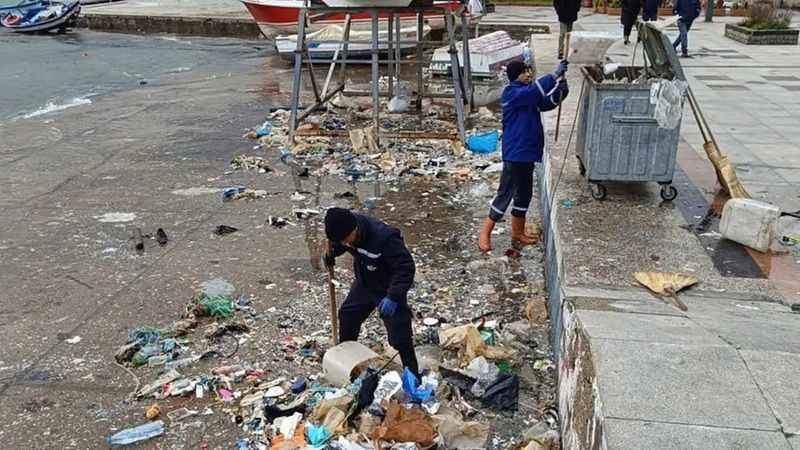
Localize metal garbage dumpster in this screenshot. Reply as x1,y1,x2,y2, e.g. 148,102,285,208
575,23,686,201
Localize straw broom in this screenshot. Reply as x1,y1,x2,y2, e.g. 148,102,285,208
686,87,750,199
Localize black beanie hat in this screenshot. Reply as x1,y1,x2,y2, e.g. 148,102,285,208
325,207,358,242
506,60,526,82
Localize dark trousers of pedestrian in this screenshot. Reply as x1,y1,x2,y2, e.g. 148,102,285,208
642,9,657,20
338,282,419,378
672,17,693,55
558,21,573,58
488,161,536,222
623,21,636,41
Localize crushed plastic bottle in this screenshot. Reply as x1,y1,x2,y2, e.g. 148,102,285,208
107,420,164,446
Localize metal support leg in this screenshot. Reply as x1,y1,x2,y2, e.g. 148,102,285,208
322,13,351,99
387,13,394,98
289,8,307,143
338,14,352,88
395,15,401,83
460,9,474,112
307,57,322,103
416,12,424,113
371,11,380,144
446,10,466,143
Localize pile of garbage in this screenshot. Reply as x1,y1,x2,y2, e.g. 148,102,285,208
107,268,559,449
244,105,503,184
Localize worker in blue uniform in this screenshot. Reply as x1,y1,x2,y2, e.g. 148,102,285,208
323,208,419,379
478,60,570,253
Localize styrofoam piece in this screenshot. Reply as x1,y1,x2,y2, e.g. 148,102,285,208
720,198,780,253
567,31,620,65
322,341,380,387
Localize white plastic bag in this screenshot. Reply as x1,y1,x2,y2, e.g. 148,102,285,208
650,79,688,129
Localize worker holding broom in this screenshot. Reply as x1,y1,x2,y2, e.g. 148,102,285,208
323,208,420,380
478,60,570,253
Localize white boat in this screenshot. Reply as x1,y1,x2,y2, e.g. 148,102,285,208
275,22,431,60
429,30,528,78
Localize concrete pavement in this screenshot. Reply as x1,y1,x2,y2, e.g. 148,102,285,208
533,10,800,450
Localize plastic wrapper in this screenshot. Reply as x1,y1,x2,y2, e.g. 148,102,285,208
465,356,500,397
368,371,402,413
650,79,688,129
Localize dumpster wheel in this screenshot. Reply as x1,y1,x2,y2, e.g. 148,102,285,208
590,183,607,201
660,184,678,202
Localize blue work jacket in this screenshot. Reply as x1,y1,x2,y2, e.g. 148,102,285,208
331,213,415,305
501,74,568,163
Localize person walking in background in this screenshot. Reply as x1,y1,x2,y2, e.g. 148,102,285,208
642,0,659,20
672,0,701,57
554,0,581,59
621,0,642,44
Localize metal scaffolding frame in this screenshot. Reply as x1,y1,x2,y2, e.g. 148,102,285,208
287,1,474,145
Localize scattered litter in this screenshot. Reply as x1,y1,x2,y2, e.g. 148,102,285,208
65,336,82,344
560,199,576,208
95,212,136,223
107,420,164,446
269,216,292,228
171,187,220,196
372,401,436,447
156,228,168,247
215,224,239,236
167,407,198,423
422,317,439,327
231,154,273,172
145,404,160,420
436,414,490,449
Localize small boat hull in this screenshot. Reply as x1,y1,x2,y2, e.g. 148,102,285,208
1,0,80,32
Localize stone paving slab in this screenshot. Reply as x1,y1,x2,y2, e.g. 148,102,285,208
741,350,800,435
604,418,793,450
579,310,727,346
683,298,800,353
593,339,780,430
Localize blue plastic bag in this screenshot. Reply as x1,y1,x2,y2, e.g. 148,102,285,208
401,367,433,403
306,424,332,447
466,130,499,154
255,121,271,137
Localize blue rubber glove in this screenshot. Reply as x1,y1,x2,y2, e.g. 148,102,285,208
379,297,398,317
554,60,569,78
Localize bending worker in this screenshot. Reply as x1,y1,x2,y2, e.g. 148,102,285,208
323,207,419,379
479,60,569,253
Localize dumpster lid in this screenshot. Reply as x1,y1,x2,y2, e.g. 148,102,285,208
638,22,686,81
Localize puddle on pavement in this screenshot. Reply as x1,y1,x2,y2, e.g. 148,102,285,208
673,166,766,278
